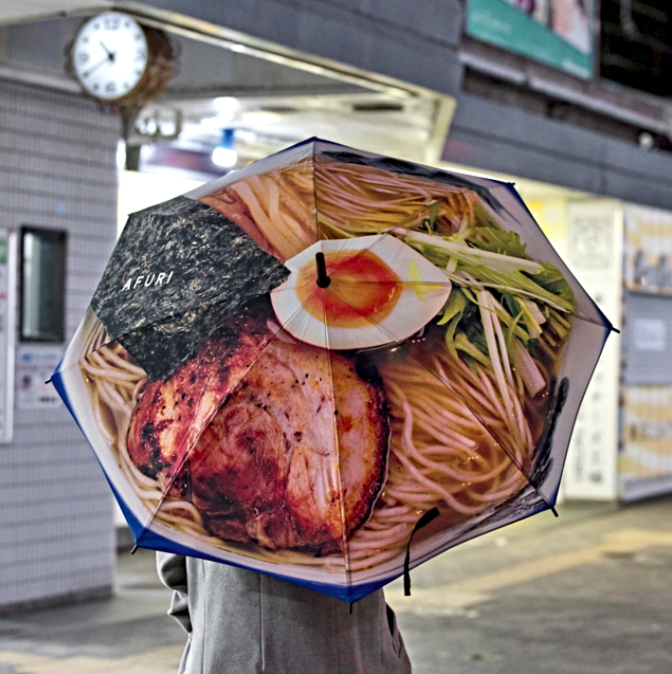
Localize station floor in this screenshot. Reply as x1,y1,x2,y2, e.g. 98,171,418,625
1,496,671,674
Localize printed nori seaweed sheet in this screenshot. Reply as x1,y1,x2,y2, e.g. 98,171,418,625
90,196,289,380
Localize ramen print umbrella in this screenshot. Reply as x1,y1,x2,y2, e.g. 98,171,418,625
52,138,614,603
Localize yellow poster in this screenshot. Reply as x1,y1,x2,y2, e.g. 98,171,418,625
621,387,672,501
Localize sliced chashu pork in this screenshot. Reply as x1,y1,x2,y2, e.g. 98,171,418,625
126,303,388,551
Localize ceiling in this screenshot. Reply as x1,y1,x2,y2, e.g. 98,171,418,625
0,7,590,199
0,13,366,97
0,10,444,172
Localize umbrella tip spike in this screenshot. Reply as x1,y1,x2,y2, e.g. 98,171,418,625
45,378,52,384
130,545,139,555
551,506,559,518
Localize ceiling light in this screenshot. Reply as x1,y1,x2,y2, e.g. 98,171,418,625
639,132,654,150
212,147,237,167
213,96,239,119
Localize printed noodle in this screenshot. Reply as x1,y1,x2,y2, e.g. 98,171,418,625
81,337,225,548
80,325,539,574
202,161,317,262
201,158,477,262
314,158,477,236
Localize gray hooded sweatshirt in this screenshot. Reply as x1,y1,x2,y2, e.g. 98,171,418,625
157,552,412,674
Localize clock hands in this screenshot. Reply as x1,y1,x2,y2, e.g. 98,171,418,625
82,56,111,78
82,42,116,78
99,41,116,62
82,56,112,78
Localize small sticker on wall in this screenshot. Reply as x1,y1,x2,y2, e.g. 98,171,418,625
632,318,666,352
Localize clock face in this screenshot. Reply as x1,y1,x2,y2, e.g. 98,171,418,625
72,12,149,101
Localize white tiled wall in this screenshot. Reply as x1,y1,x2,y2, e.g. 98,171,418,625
0,79,119,609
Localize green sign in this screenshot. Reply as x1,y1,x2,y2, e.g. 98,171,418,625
467,0,593,79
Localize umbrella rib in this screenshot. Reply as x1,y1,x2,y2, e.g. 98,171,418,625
309,193,615,334
132,299,308,551
93,288,280,356
314,149,354,593
318,268,353,587
60,284,609,386
56,291,284,380
336,287,610,332
323,279,613,331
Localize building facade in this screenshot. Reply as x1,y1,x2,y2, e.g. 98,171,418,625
0,78,118,610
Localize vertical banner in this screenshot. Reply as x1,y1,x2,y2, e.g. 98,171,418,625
562,201,622,499
466,0,594,79
0,229,17,443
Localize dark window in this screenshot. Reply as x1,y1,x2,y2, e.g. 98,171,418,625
20,227,67,342
600,1,672,96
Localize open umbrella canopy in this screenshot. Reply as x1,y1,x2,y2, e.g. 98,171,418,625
52,139,614,602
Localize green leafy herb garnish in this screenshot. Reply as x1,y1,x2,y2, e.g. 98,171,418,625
471,227,528,258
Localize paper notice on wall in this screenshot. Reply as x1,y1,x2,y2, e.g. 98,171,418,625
568,207,615,270
563,201,622,500
17,346,63,409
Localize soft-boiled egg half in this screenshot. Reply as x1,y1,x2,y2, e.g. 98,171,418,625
270,235,451,350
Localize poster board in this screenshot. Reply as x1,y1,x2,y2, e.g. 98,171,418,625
466,0,594,79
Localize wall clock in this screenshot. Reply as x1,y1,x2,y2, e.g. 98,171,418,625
67,12,174,110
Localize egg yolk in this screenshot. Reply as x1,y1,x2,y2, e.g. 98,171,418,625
296,249,401,328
